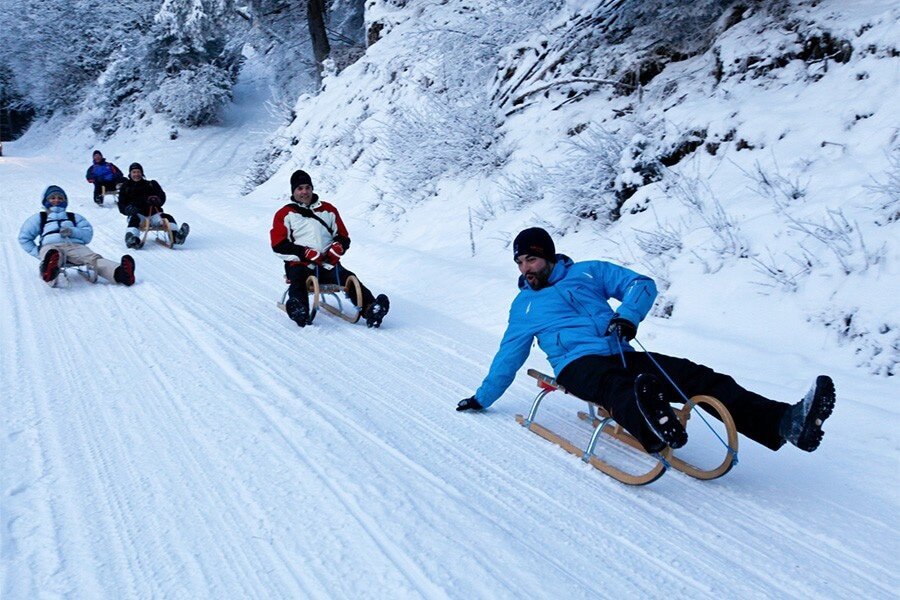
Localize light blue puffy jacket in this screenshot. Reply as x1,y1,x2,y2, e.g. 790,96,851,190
475,255,657,408
18,206,94,258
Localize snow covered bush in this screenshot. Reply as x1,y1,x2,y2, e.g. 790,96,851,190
491,0,748,114
374,91,504,205
150,64,235,127
812,308,898,377
868,145,900,224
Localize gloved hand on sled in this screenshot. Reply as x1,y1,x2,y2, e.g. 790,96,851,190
606,316,637,341
456,396,484,412
324,241,344,264
304,247,323,264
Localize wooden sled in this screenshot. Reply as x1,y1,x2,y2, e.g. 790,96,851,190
50,261,98,288
515,369,739,485
139,207,175,248
276,272,363,324
96,184,120,205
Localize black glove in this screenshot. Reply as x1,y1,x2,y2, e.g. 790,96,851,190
122,204,137,217
606,316,637,341
456,396,483,412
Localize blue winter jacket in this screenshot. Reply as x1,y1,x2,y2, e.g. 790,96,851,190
474,255,657,408
18,206,93,258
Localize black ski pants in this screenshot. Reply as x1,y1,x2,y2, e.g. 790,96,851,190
285,262,375,310
556,353,790,451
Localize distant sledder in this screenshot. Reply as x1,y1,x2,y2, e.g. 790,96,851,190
457,227,836,485
85,150,126,205
118,162,189,249
270,169,390,328
18,185,136,287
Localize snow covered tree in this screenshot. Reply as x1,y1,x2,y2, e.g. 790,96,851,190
145,0,243,126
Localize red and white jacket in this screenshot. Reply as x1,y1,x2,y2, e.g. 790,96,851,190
270,195,351,264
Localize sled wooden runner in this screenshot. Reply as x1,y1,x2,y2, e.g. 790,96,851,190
277,274,362,324
316,274,363,323
139,207,175,248
516,369,738,485
98,185,119,205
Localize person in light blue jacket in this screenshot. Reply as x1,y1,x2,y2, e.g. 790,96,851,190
457,227,836,455
19,185,136,286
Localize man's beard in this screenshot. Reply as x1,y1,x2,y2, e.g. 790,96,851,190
526,264,553,289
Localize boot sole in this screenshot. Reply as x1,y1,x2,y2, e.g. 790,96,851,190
797,375,835,451
41,251,61,282
635,375,688,450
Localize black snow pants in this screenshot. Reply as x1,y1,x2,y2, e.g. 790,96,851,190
556,353,791,451
285,262,375,311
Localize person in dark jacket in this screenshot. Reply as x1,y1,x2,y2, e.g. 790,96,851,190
270,169,390,328
456,227,836,455
85,150,126,204
118,162,189,248
19,185,135,286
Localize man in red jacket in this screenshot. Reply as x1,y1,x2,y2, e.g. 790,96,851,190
270,169,390,328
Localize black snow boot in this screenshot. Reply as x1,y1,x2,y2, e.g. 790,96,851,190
40,249,61,283
173,223,190,245
114,255,136,286
634,373,688,452
364,294,390,328
779,375,835,452
285,297,309,328
125,232,143,249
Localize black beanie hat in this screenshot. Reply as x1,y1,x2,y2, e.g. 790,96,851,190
93,150,103,158
513,227,556,261
290,169,313,192
129,162,143,174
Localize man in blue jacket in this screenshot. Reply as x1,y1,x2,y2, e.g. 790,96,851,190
85,150,126,204
457,227,836,454
19,185,136,286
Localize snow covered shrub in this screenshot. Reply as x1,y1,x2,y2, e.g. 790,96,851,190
667,172,748,265
749,248,810,293
775,204,885,277
150,64,235,127
634,221,683,257
549,126,631,224
750,161,809,203
492,0,745,112
811,308,898,377
868,145,900,224
375,91,504,206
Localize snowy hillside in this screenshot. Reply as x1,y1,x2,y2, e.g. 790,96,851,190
2,0,899,598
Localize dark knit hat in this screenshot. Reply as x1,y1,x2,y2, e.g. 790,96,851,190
513,227,556,261
290,169,313,192
41,185,68,208
92,150,103,158
128,162,143,174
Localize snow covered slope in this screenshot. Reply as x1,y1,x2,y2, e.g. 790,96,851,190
2,3,898,599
